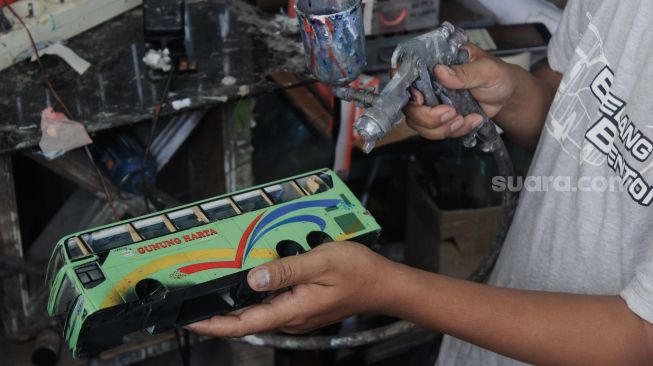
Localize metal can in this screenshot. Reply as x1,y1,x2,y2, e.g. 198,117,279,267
296,0,366,86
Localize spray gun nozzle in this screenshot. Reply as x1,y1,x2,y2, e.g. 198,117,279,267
362,140,376,154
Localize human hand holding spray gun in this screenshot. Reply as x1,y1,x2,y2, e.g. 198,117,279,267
295,0,504,155
296,0,516,282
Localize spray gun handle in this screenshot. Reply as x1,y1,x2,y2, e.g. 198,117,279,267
431,82,504,152
428,81,485,148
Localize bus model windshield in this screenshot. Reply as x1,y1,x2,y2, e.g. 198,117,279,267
54,274,80,327
46,245,65,290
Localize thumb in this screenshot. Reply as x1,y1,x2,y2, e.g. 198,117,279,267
247,252,324,291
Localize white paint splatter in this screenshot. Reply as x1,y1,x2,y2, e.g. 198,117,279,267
171,98,192,110
222,76,237,86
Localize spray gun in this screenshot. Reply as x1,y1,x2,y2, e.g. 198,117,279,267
296,0,502,154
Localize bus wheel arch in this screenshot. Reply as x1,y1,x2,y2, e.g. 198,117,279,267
276,240,306,258
306,231,334,248
135,278,168,302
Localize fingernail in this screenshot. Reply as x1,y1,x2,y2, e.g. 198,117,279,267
440,65,456,77
471,115,485,129
249,268,270,290
450,118,464,132
441,110,456,123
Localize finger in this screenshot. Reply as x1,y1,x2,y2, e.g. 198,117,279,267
449,113,485,138
404,104,458,129
247,250,327,292
407,115,465,140
434,56,496,91
409,88,424,105
185,301,292,338
461,43,487,63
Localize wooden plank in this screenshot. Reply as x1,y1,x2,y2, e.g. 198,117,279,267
126,224,142,243
0,155,29,340
161,215,177,232
270,72,333,139
192,207,210,224
259,189,274,206
228,198,243,214
290,180,307,196
221,101,254,192
158,102,254,201
74,237,90,257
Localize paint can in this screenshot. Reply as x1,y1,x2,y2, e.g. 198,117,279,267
296,0,366,86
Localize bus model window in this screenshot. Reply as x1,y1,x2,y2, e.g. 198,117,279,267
81,225,139,253
201,199,238,221
264,182,305,204
317,172,334,188
169,208,204,230
133,216,173,240
296,175,331,195
66,237,89,260
234,190,271,212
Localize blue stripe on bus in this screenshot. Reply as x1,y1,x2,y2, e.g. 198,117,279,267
244,215,326,259
245,199,340,259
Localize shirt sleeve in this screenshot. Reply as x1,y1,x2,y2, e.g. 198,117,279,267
621,258,653,324
547,0,589,73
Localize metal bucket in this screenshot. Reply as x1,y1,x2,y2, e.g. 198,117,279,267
296,0,366,86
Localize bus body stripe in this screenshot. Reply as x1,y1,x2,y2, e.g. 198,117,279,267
245,199,339,258
245,215,326,254
177,212,265,275
248,199,339,246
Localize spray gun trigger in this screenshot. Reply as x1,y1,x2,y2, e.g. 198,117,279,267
415,59,438,106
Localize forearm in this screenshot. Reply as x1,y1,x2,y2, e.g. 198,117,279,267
495,62,561,151
380,262,652,365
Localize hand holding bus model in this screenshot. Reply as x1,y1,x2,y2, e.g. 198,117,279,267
186,242,395,337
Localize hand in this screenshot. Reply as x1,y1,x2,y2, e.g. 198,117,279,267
404,43,519,140
185,242,394,337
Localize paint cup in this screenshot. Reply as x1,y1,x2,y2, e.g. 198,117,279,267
296,0,366,86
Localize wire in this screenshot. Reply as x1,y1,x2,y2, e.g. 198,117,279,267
4,0,71,118
174,328,191,366
4,0,121,221
141,65,175,214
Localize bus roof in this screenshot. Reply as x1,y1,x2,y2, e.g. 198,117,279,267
58,169,336,260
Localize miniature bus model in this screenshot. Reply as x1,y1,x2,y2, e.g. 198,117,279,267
46,169,381,357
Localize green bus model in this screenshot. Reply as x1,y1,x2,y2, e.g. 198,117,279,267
46,169,381,357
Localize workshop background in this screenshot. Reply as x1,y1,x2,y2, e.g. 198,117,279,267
0,0,566,365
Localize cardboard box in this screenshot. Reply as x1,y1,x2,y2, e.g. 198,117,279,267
405,166,502,278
